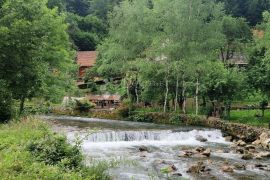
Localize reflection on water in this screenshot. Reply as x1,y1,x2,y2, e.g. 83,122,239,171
44,116,270,180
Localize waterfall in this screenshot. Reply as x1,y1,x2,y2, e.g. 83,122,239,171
86,129,225,143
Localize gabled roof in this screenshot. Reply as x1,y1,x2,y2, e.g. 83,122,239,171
77,51,97,67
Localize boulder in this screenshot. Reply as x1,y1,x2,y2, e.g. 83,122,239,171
255,151,270,158
139,145,148,152
259,132,269,142
236,140,247,147
245,145,256,150
252,139,261,145
233,163,246,170
195,146,206,153
187,161,208,174
201,148,211,157
225,136,233,142
241,153,253,160
196,135,208,142
261,138,270,149
221,165,234,173
236,147,245,154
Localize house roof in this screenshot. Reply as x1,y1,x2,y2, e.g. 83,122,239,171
87,94,121,101
77,51,97,67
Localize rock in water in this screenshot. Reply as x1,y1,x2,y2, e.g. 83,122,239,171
196,135,208,142
255,151,270,158
261,138,270,149
225,136,233,142
195,146,206,153
187,161,208,174
139,145,148,152
233,163,246,170
201,148,211,157
241,153,253,160
236,140,247,147
178,151,194,158
221,165,234,173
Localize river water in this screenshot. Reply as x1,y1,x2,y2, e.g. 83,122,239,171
44,116,270,180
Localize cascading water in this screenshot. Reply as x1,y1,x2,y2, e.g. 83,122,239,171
86,130,224,143
45,116,270,180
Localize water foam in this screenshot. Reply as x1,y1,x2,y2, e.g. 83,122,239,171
80,129,227,149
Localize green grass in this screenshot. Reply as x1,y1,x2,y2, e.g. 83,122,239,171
229,110,270,127
0,117,111,179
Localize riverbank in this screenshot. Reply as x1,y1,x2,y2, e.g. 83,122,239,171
0,117,111,179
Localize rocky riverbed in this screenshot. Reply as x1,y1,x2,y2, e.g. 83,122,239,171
44,116,270,180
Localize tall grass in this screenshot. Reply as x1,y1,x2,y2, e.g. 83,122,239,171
0,117,111,179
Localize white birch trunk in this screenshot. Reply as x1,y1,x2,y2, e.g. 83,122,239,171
175,76,179,112
164,78,169,113
182,80,186,114
195,78,199,115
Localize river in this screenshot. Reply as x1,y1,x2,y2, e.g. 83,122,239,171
44,116,270,180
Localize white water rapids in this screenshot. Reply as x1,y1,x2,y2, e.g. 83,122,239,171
44,116,270,180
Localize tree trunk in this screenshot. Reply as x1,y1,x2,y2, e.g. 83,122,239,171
175,76,179,112
135,80,139,104
164,78,169,113
195,78,199,115
19,95,25,115
182,80,186,114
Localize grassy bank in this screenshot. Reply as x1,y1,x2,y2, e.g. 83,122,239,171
229,110,270,127
0,117,111,179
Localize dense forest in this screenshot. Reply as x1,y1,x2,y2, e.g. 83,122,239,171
1,0,270,120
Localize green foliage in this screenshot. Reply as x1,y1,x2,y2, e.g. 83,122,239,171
75,99,95,112
0,0,75,114
0,117,111,179
27,134,83,170
248,12,270,99
218,0,270,26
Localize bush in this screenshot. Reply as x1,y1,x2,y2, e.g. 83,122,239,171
75,99,95,113
0,117,112,179
128,112,154,122
27,134,83,170
0,80,12,122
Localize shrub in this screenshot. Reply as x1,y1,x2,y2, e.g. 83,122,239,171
75,99,95,113
0,117,112,179
27,134,83,170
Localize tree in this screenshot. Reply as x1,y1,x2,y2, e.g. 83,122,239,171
202,61,244,118
217,0,270,26
95,0,226,114
0,0,75,113
67,13,107,50
220,16,252,64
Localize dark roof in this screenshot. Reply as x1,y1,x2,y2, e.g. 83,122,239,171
77,51,97,67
